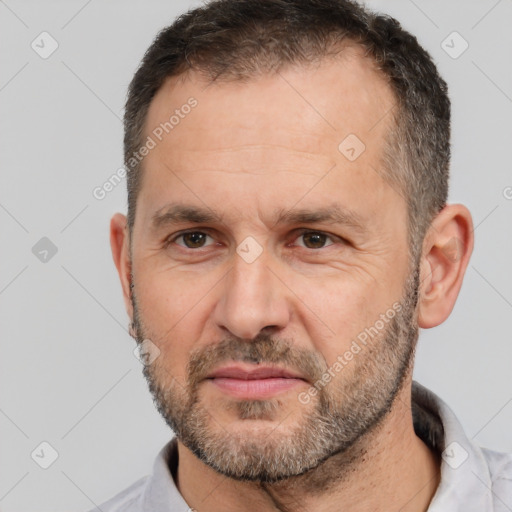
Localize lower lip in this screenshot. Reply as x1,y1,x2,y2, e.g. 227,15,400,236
208,377,305,399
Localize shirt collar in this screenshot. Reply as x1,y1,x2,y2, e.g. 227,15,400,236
142,381,495,511
412,381,494,511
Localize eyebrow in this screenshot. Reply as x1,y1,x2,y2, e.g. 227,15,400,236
273,205,367,233
151,203,367,233
151,204,222,230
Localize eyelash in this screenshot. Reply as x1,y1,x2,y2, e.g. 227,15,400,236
164,229,341,250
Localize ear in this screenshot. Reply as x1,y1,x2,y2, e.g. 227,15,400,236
418,204,474,328
110,213,134,325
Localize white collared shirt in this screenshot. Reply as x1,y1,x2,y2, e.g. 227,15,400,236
91,382,512,511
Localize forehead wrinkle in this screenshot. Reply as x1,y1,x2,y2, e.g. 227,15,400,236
184,168,326,177
159,145,335,177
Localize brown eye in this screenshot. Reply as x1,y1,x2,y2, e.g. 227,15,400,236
179,232,210,248
297,232,333,249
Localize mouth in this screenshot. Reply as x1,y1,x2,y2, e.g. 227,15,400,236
205,364,308,400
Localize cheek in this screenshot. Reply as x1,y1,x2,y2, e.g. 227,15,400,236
292,275,391,363
136,264,214,323
135,271,212,373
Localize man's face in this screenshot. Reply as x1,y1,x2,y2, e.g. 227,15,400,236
129,48,417,481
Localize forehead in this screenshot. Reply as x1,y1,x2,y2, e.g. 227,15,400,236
145,45,395,152
137,47,399,229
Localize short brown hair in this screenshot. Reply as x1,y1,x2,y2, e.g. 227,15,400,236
124,0,450,261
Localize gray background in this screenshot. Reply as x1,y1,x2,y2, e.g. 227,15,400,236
0,0,511,510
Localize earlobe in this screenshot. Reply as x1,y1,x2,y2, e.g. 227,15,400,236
417,204,474,329
110,213,134,322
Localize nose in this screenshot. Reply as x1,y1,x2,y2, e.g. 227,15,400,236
212,250,291,340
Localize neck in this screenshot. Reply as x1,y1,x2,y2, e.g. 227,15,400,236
175,380,441,512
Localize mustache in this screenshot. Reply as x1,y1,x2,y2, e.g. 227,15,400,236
186,333,328,389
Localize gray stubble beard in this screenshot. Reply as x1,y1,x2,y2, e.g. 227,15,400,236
132,264,420,487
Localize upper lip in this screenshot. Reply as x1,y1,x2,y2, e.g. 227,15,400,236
206,364,306,381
